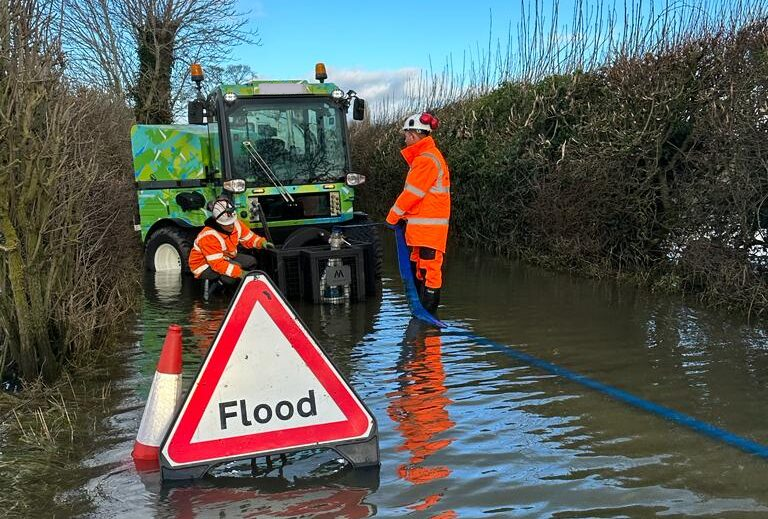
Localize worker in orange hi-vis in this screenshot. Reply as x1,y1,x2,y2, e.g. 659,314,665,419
387,318,455,516
386,112,451,315
188,198,273,299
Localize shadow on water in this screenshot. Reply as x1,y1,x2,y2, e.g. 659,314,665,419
26,237,768,517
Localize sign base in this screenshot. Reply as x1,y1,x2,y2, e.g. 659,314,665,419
161,433,379,481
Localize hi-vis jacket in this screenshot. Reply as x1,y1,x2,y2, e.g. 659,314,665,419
188,218,267,278
386,136,451,252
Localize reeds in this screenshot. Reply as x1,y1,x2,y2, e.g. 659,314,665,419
0,367,122,515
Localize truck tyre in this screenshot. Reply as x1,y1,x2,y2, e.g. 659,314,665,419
282,227,331,249
342,218,383,280
145,227,194,273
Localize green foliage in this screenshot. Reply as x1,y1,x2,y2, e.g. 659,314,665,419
351,18,768,318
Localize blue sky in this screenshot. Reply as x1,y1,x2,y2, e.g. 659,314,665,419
230,1,530,105
228,0,737,110
233,1,524,76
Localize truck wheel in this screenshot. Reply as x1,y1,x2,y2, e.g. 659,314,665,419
145,227,194,273
282,227,331,249
342,218,383,279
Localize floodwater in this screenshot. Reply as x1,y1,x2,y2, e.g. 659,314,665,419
21,237,768,517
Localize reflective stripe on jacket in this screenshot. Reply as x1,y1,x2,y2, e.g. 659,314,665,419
188,219,266,278
386,136,451,252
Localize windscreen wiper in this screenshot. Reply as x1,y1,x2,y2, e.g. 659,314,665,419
241,140,295,203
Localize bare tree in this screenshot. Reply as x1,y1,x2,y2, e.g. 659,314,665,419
61,0,260,122
62,0,134,96
206,63,257,85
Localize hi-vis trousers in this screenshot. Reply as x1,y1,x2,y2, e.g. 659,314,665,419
409,246,444,289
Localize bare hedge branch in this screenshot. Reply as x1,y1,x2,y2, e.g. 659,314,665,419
0,0,139,381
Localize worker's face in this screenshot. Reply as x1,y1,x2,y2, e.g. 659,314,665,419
403,130,421,146
221,222,235,232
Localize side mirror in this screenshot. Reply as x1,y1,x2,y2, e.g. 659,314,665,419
188,100,205,125
352,97,365,121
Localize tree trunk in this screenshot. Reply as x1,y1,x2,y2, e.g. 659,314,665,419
0,211,58,380
133,18,177,124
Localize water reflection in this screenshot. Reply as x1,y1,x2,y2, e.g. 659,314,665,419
163,483,375,518
161,482,375,518
387,319,455,516
186,301,228,354
152,270,183,302
132,460,378,519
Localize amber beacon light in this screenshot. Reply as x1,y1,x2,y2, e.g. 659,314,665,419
315,62,328,83
190,63,204,83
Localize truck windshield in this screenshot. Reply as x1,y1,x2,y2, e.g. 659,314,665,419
226,98,347,185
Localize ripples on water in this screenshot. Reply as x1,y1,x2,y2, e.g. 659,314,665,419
76,246,768,518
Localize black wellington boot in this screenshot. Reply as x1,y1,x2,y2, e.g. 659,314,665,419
204,278,224,301
421,287,441,315
415,277,425,300
410,262,423,297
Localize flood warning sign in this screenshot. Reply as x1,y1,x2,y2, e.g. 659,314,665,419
160,273,374,468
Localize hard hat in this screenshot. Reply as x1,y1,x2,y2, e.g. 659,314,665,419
402,112,439,132
211,199,236,225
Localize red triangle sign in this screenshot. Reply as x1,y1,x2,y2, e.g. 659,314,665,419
161,273,375,468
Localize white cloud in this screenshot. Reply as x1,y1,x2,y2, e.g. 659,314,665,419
328,67,423,119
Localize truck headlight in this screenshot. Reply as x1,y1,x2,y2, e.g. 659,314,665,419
223,179,246,193
346,173,366,186
224,92,237,104
331,88,344,99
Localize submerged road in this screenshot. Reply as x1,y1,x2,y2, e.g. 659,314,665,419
42,237,768,517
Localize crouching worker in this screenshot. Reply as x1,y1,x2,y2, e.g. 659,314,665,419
189,198,274,299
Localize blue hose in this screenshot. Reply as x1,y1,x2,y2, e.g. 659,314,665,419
389,225,768,459
450,331,768,459
391,225,446,328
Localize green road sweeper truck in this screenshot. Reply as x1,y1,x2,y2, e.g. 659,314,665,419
130,63,381,302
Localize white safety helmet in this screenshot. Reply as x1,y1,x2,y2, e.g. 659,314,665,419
211,198,237,225
402,112,439,132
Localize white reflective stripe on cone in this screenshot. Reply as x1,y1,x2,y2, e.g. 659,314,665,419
135,371,182,446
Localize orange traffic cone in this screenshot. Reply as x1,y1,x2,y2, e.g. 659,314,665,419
132,324,183,461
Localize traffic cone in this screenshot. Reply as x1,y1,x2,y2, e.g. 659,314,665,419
132,324,183,461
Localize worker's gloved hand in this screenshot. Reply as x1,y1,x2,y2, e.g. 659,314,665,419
386,219,406,231
263,241,275,249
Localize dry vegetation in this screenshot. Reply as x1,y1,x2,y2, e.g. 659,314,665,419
0,1,140,382
352,0,768,318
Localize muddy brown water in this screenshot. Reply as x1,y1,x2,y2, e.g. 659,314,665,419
11,237,768,518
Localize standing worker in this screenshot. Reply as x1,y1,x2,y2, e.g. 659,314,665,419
386,112,451,314
188,198,274,299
